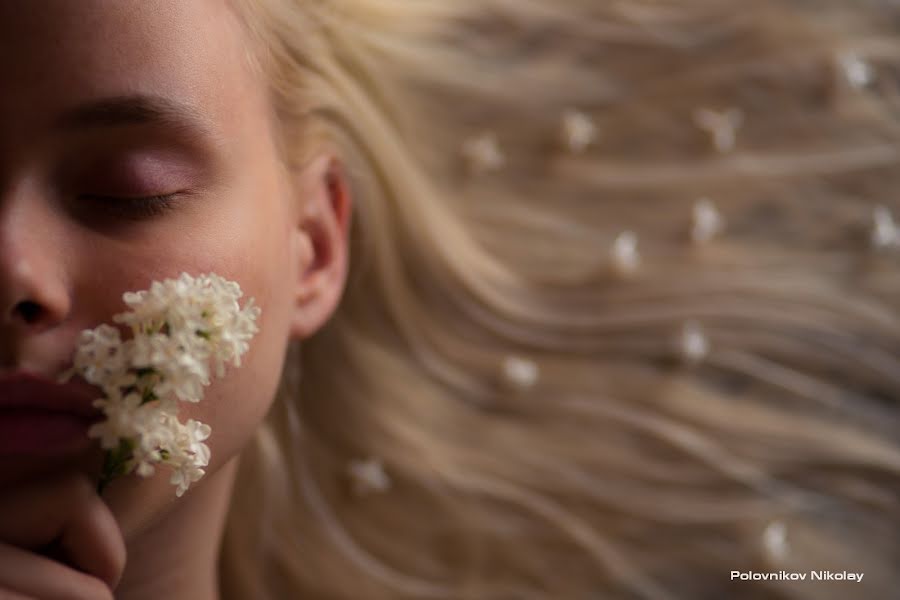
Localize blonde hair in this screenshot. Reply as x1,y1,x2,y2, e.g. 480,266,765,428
219,1,900,598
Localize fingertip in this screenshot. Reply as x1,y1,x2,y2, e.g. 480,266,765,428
89,494,128,590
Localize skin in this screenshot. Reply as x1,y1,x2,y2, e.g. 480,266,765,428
0,1,351,598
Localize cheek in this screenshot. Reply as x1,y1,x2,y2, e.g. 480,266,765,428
189,282,291,473
69,184,296,526
75,185,293,347
177,217,296,474
84,231,295,539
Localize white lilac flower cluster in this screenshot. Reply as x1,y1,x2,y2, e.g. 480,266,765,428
59,272,261,497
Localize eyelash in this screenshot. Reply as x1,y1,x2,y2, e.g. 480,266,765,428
80,193,182,220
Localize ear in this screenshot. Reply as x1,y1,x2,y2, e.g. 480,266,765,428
287,153,352,340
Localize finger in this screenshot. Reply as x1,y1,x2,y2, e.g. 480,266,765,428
0,474,126,590
0,542,113,600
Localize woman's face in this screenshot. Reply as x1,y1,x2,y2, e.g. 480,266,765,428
0,1,349,535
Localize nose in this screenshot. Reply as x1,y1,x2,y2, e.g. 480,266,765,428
0,186,71,335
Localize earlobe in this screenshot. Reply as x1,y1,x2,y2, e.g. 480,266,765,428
287,155,352,340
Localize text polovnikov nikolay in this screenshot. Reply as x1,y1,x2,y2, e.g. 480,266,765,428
731,571,864,582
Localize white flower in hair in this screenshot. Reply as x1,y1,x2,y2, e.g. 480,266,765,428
561,108,596,153
677,320,709,365
837,51,874,89
691,198,724,243
500,355,539,390
761,520,790,563
461,131,505,173
871,205,899,249
59,272,261,497
693,107,743,153
347,457,392,496
610,230,640,276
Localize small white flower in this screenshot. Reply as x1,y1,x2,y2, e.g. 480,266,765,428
175,418,212,467
677,320,709,365
610,230,640,276
209,298,262,377
129,333,210,402
170,458,207,498
131,411,175,477
347,457,392,496
71,325,129,388
561,109,596,154
70,272,260,497
161,414,212,497
88,392,144,449
762,520,790,562
871,205,899,249
691,198,724,243
461,132,505,173
837,52,874,89
693,107,743,153
500,355,539,390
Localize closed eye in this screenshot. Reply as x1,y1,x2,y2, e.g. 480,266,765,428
78,193,183,220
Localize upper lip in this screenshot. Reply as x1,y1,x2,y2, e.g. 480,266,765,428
0,371,103,420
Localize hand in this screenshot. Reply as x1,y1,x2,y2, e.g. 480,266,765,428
0,473,126,600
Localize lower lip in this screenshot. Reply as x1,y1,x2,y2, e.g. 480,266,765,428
0,410,96,456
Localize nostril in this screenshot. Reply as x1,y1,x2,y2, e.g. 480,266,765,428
16,300,43,324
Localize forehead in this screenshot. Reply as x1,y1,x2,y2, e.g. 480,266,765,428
0,0,261,147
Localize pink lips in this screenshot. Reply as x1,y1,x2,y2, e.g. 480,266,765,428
0,371,104,456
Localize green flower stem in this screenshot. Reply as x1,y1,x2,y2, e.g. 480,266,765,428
134,366,156,378
96,438,136,496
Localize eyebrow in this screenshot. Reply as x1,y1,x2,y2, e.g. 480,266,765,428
52,94,223,147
